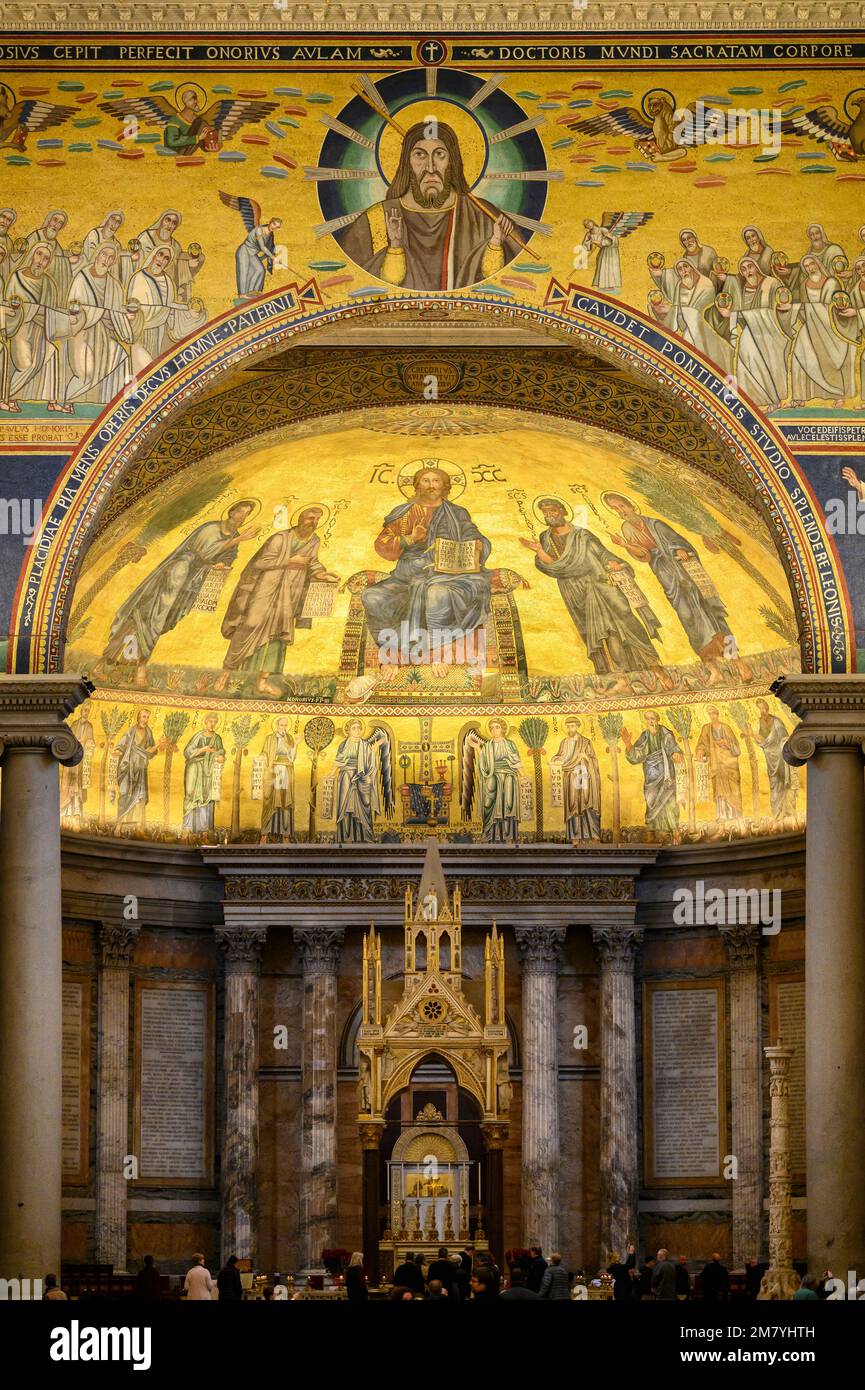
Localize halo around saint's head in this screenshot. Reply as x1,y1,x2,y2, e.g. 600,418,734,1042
221,497,261,525
486,717,509,736
176,82,207,112
533,494,573,526
290,501,330,530
397,457,466,501
377,100,488,189
343,717,367,736
600,490,638,514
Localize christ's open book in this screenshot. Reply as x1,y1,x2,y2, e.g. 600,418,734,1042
433,537,482,574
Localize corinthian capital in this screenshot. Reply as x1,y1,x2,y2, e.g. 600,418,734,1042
592,925,644,972
98,922,140,967
772,675,865,767
719,923,761,971
216,926,267,966
0,675,94,767
514,926,566,974
293,927,344,975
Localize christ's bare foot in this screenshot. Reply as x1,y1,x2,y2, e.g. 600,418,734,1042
378,663,400,683
431,663,450,679
255,676,282,697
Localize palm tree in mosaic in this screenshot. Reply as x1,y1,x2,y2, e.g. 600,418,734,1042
519,716,549,842
161,710,190,829
665,705,696,834
726,701,761,817
98,707,129,831
598,712,623,842
229,714,260,840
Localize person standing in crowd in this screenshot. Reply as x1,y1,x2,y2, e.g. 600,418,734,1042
134,1254,162,1300
525,1245,547,1294
184,1252,214,1300
459,1247,473,1276
675,1255,692,1300
426,1279,447,1300
470,1268,498,1301
638,1254,657,1299
392,1251,425,1297
346,1252,368,1301
450,1253,470,1301
651,1248,678,1300
43,1273,68,1301
607,1245,637,1301
539,1252,571,1299
427,1246,459,1297
700,1251,730,1301
500,1266,541,1300
216,1254,243,1301
745,1257,767,1299
794,1274,820,1301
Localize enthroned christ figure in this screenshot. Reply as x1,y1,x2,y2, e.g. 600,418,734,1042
336,121,525,291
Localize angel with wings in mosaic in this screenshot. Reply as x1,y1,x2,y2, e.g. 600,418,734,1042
100,85,278,155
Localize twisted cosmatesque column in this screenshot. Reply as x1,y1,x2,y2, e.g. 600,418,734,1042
95,922,140,1272
294,927,344,1269
217,926,267,1265
0,675,91,1280
720,924,763,1271
515,926,565,1256
775,675,865,1276
592,926,643,1266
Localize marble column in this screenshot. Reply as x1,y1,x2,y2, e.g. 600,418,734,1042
720,924,762,1269
359,1122,383,1286
294,927,344,1269
764,1042,798,1299
95,922,139,1272
0,675,89,1280
776,675,865,1275
515,925,565,1254
217,926,267,1265
592,926,643,1263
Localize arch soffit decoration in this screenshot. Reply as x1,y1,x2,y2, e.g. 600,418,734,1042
9,284,851,678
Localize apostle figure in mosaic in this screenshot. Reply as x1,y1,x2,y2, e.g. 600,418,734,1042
181,713,225,836
604,493,749,686
96,500,260,687
695,706,743,831
333,719,394,843
622,710,683,842
461,719,523,844
215,505,338,698
551,716,602,842
60,700,95,827
259,717,296,843
114,708,162,833
753,698,798,828
521,497,671,694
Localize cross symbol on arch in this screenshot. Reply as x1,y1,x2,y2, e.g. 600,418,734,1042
418,38,446,65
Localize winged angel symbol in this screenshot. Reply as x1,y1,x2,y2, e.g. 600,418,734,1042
566,89,698,163
99,85,278,155
0,84,75,150
782,89,865,161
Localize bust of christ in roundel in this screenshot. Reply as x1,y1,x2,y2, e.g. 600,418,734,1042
335,120,526,291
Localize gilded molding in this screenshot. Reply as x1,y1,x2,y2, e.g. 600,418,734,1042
4,5,863,33
226,873,634,901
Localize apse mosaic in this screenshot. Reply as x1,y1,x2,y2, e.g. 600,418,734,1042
63,407,803,845
1,51,865,426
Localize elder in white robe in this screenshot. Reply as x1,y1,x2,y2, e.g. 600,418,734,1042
724,258,793,411
669,260,734,375
82,211,125,277
127,246,205,373
835,256,865,399
741,226,775,276
21,210,72,300
6,243,78,408
136,209,204,302
790,256,855,405
66,244,133,403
